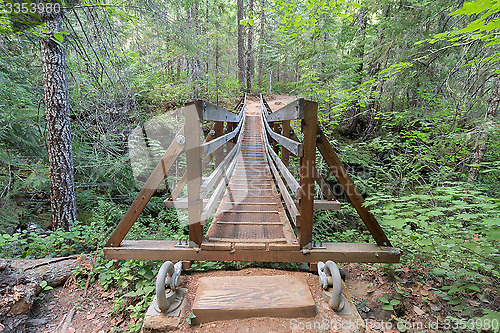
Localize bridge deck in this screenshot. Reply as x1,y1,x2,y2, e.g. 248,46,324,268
204,103,299,250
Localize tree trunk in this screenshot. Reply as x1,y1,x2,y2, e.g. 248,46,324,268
237,0,245,89
468,77,500,183
258,0,265,90
0,255,91,332
176,57,181,82
40,10,77,232
345,8,367,136
246,0,254,93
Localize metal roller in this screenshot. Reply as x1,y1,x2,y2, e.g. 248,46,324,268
318,261,345,312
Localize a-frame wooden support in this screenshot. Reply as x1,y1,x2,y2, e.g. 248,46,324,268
106,126,186,247
316,130,392,247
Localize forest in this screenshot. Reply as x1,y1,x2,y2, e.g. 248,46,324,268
0,0,499,332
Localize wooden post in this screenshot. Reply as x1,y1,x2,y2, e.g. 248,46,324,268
298,101,317,248
272,123,280,154
227,122,235,151
214,121,224,166
281,120,290,167
317,130,391,247
185,103,203,246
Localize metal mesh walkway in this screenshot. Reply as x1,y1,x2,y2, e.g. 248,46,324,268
204,104,298,249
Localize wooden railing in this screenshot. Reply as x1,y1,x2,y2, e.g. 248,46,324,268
259,94,391,248
106,95,246,247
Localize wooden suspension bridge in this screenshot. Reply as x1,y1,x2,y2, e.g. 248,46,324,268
103,94,400,264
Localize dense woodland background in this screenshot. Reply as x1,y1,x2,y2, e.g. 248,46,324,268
0,0,499,331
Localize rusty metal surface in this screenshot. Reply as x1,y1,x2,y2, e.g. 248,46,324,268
204,107,297,247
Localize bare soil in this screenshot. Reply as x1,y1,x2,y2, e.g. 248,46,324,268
22,263,424,333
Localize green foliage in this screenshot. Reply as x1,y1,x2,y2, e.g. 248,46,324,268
95,257,160,332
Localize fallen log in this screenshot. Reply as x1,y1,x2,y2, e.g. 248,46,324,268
0,254,91,332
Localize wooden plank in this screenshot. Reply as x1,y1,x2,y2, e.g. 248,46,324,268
292,200,341,211
215,221,283,225
317,130,392,247
105,126,185,247
192,275,315,323
263,116,303,156
164,198,211,209
185,103,203,245
298,101,317,248
207,238,287,243
281,120,291,167
234,242,266,250
313,200,341,210
268,243,301,251
103,240,401,263
200,242,232,251
196,100,241,122
265,98,305,122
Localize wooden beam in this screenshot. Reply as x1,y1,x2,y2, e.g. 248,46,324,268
281,120,290,167
317,130,392,247
298,101,317,248
105,126,185,247
104,240,401,263
185,103,203,245
196,100,241,122
266,98,305,122
214,121,224,167
272,123,280,153
164,198,211,209
263,116,302,156
293,200,341,211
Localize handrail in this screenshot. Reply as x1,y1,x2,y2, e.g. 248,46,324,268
262,115,303,157
196,100,241,122
259,95,300,224
200,95,246,206
259,95,300,196
265,98,305,122
201,97,246,157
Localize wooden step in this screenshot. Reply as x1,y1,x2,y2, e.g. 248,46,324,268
192,275,315,323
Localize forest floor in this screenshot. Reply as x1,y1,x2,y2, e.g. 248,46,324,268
23,95,440,332
24,262,444,333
